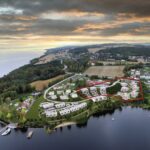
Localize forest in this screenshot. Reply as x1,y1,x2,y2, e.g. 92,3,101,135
98,46,150,57
0,60,64,103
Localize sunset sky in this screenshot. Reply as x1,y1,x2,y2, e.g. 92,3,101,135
0,0,150,52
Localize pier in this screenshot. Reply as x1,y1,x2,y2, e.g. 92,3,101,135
0,122,17,134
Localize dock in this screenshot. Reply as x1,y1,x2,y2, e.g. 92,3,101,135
27,131,34,139
0,123,17,134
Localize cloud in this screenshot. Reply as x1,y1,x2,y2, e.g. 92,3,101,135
0,0,149,50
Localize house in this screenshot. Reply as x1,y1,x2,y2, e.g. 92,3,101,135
32,92,41,96
121,82,128,87
51,95,57,100
91,96,107,102
100,86,107,95
60,103,87,115
71,93,78,99
135,70,140,77
122,93,130,100
90,87,98,97
140,75,150,80
55,102,66,108
40,102,54,109
66,89,71,94
131,91,139,98
118,92,130,100
20,98,32,109
59,109,71,116
48,91,55,96
60,95,69,100
81,88,91,97
57,90,64,95
70,106,79,112
121,87,129,92
131,84,139,91
45,110,57,117
78,102,87,108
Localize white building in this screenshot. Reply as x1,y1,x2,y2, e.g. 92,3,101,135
66,89,71,94
48,91,55,96
91,96,107,102
131,84,139,91
40,102,54,109
118,92,130,100
81,88,91,97
131,91,139,98
60,95,69,100
100,86,107,95
51,95,57,100
59,102,87,115
45,110,57,117
55,102,66,108
71,93,78,99
122,93,130,100
140,75,150,80
135,70,140,77
57,90,64,95
121,82,128,87
59,109,71,116
121,87,129,92
90,87,98,97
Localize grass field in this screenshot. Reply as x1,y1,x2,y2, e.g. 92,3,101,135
30,75,65,91
84,66,125,77
26,96,44,120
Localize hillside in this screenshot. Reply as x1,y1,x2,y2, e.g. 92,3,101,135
0,60,64,103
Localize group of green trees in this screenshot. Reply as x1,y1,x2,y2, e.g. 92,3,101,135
106,83,122,95
0,60,64,103
64,57,89,73
98,46,150,57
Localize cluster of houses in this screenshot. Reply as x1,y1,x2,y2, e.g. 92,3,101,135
79,78,141,101
16,97,34,113
130,69,141,78
80,84,108,98
131,68,150,89
40,102,87,117
79,83,109,102
117,80,140,100
91,96,107,102
59,103,87,116
47,89,78,101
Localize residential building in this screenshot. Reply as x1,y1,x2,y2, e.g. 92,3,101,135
55,102,66,108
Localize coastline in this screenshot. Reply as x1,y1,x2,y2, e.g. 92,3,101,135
54,122,76,129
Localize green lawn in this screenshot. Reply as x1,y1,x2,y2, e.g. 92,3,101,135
26,96,44,120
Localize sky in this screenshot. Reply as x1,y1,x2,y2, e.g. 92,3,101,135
0,0,150,52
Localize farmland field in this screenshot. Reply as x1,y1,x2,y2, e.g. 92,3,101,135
84,66,125,77
30,75,65,91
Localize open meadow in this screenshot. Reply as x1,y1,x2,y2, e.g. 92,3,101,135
30,75,65,91
84,66,125,77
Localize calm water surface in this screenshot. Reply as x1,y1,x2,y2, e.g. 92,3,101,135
0,106,150,150
0,50,44,77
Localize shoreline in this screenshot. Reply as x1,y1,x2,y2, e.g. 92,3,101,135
54,122,76,129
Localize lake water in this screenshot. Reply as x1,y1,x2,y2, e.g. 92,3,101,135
0,106,150,150
0,50,45,77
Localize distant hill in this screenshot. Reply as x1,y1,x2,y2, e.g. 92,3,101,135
96,45,150,57
45,46,78,55
45,43,150,55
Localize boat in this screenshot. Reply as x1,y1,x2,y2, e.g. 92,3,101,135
27,131,33,139
1,128,11,136
111,117,115,121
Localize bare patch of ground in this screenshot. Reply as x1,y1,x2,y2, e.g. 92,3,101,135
30,75,65,91
84,66,125,77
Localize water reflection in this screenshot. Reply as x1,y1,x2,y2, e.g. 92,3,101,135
1,107,150,150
